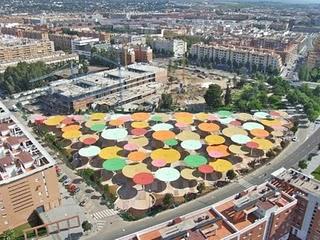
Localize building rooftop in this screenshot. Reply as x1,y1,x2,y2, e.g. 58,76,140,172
271,168,320,198
0,34,50,48
0,101,55,184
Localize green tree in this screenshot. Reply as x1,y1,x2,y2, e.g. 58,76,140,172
2,229,16,240
298,160,308,169
204,84,223,109
226,170,237,180
224,84,232,106
82,220,93,232
159,93,173,109
163,193,174,208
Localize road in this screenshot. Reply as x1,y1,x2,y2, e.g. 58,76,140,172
86,125,320,240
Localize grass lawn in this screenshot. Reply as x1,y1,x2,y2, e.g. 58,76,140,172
312,165,320,181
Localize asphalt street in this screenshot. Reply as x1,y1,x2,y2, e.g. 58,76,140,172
87,126,320,240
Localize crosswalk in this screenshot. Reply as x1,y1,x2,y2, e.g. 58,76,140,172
238,179,254,189
93,209,118,220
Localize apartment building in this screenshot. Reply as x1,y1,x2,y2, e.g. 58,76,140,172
71,37,100,57
120,168,320,240
44,63,167,113
153,39,187,58
48,33,78,50
190,43,283,71
134,45,153,63
0,27,49,40
271,168,320,240
0,35,54,63
119,178,297,240
0,102,60,233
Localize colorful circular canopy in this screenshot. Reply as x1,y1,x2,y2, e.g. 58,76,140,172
205,135,225,145
131,121,149,129
99,146,122,159
242,122,264,131
152,130,175,141
210,159,233,172
198,122,219,132
252,138,273,151
44,116,65,126
222,127,248,137
62,125,80,132
79,134,99,145
133,172,154,185
128,151,146,162
164,139,178,147
184,154,207,168
254,111,270,119
151,159,166,168
101,128,128,140
150,148,181,163
231,134,251,145
62,130,82,140
79,146,101,158
103,158,126,171
131,128,148,136
90,123,106,132
124,143,139,151
151,123,173,131
181,168,197,180
198,165,214,174
250,129,269,138
181,140,202,151
217,110,233,118
122,163,149,178
176,131,200,141
132,112,150,121
155,167,180,182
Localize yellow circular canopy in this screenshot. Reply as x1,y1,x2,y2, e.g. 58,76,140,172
150,148,181,164
131,121,149,129
195,112,209,121
252,138,274,151
181,168,197,180
62,130,82,140
229,144,248,155
205,135,225,145
90,113,106,121
222,127,248,137
44,115,65,126
62,124,80,132
236,113,253,121
99,146,122,159
210,159,233,172
122,163,150,178
128,136,149,148
261,119,282,127
176,131,200,141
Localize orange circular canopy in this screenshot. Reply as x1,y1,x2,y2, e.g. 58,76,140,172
128,151,147,162
198,123,220,132
62,124,80,132
250,129,269,138
132,112,150,121
109,119,124,126
152,130,176,141
174,112,193,119
206,145,230,157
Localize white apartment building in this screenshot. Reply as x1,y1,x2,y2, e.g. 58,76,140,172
153,39,187,58
190,43,283,71
71,37,99,57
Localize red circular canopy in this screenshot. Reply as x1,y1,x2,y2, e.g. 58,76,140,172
230,120,241,127
133,172,154,185
131,128,148,136
198,165,214,174
246,141,259,149
83,137,97,145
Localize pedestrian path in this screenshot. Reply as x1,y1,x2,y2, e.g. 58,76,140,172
96,220,106,232
93,209,118,220
238,179,254,189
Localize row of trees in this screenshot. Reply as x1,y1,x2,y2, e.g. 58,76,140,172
0,61,53,94
298,64,320,82
204,74,320,121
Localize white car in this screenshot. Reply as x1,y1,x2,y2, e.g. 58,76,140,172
63,178,71,186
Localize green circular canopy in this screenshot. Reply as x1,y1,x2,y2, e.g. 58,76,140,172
151,115,163,122
164,139,178,146
217,110,232,118
184,154,208,168
90,123,106,132
103,158,126,171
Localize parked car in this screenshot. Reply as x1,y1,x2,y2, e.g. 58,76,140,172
292,137,297,142
63,178,71,186
79,199,88,207
59,175,68,182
